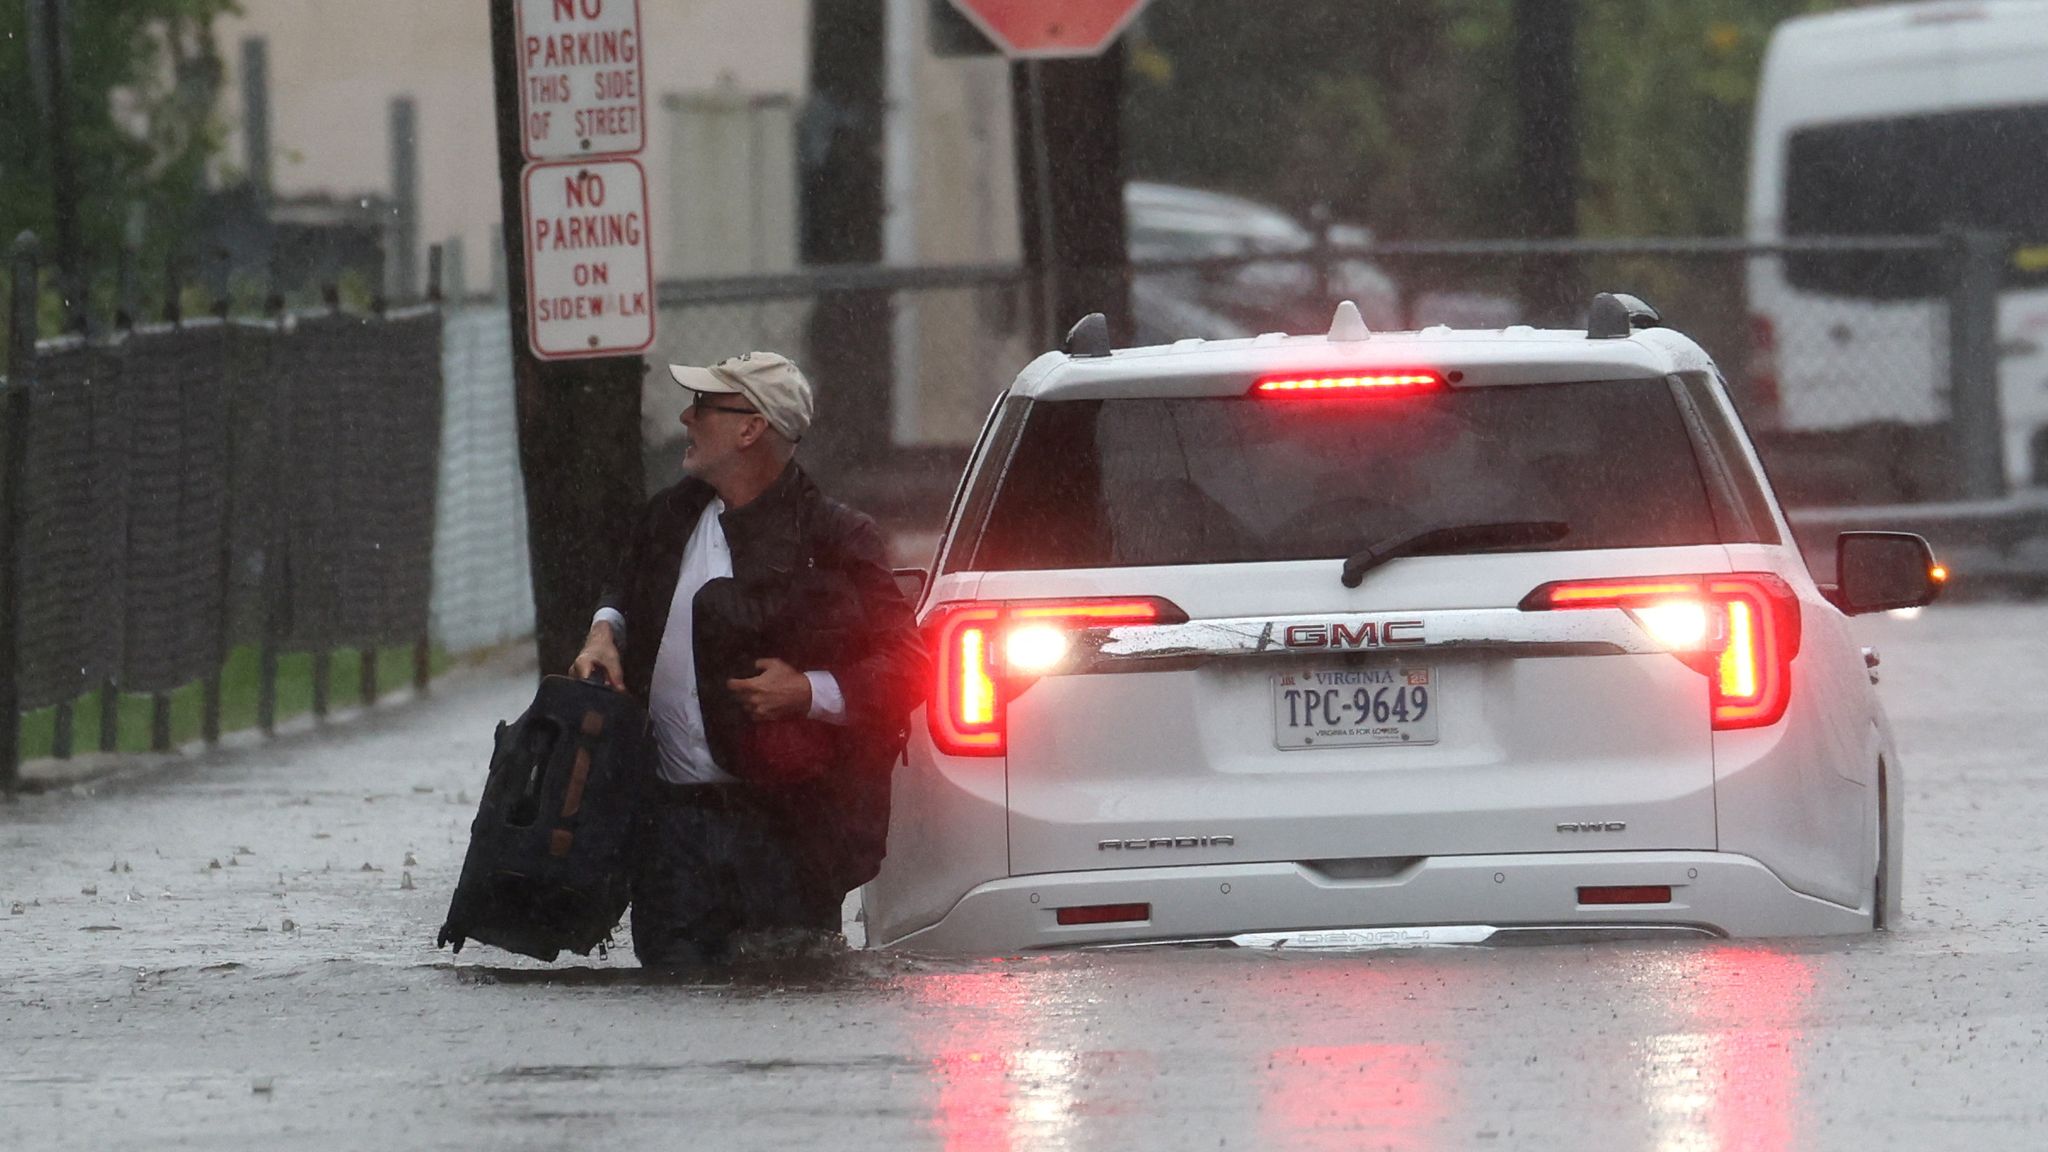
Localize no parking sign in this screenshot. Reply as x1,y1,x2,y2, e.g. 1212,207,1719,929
522,159,654,359
515,0,645,160
513,0,653,360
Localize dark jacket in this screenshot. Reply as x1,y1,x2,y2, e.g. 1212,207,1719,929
599,463,929,895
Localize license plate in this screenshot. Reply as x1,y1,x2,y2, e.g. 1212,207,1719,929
1274,667,1438,750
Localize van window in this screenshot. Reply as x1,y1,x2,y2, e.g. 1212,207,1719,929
967,380,1724,571
1785,105,2048,298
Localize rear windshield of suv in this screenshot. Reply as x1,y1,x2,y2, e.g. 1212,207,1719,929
968,378,1723,571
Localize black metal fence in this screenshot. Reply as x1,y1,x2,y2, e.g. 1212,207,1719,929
652,234,2013,531
0,235,447,791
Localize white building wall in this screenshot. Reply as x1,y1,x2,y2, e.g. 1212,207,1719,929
212,0,811,293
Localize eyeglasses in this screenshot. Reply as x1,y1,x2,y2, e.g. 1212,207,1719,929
689,392,758,417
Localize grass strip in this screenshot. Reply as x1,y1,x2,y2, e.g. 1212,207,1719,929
18,643,454,760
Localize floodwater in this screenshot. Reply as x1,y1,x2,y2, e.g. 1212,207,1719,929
4,606,2047,1150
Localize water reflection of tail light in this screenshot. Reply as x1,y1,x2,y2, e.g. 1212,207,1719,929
1264,1045,1443,1152
1669,948,1814,1152
1521,573,1802,730
926,597,1187,756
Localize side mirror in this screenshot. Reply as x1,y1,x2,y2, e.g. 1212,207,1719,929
1835,532,1947,615
892,567,929,605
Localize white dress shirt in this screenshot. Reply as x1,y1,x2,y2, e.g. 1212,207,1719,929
595,498,848,785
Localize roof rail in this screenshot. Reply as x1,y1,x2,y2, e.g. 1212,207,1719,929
1064,312,1112,358
1586,292,1662,340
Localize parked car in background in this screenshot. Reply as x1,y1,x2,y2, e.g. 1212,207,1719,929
1126,181,1516,343
1125,181,1400,341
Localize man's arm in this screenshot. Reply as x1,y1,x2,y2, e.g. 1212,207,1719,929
570,617,624,687
570,496,657,686
820,513,930,733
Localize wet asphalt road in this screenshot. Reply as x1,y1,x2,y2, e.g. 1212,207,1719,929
4,605,2047,1151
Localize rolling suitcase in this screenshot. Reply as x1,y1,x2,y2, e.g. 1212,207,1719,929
438,674,651,961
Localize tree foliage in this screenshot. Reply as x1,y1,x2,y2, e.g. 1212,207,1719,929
1,0,238,314
1126,0,1851,239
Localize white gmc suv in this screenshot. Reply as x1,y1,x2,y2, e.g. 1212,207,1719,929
865,296,1944,954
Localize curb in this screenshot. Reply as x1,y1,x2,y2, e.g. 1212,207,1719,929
7,642,539,799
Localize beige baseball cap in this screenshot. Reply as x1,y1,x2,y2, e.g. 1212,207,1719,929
668,351,814,443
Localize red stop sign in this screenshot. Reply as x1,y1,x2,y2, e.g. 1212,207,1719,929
946,0,1153,58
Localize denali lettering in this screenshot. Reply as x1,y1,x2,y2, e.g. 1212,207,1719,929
1099,835,1236,851
1283,620,1427,650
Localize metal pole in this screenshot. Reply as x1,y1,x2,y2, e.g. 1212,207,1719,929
101,245,138,753
149,693,171,752
241,37,273,203
50,200,88,758
883,0,922,445
1,234,39,794
36,0,87,329
359,646,378,709
1949,230,2008,502
487,0,645,680
256,286,285,737
311,284,337,722
415,245,442,696
150,257,177,751
1512,0,1581,326
202,260,233,745
1026,59,1059,350
389,97,420,303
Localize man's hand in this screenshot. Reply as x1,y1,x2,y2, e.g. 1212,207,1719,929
727,658,813,721
570,621,624,689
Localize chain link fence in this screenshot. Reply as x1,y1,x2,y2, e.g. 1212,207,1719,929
0,239,480,789
652,235,2014,532
430,304,535,655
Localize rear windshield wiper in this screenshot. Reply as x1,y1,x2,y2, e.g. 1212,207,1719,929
1340,521,1570,588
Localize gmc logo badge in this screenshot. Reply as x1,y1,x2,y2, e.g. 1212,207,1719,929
1283,621,1426,650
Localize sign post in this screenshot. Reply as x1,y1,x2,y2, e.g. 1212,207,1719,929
491,0,650,678
945,0,1144,347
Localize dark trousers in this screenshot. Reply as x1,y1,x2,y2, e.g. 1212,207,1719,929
628,785,840,967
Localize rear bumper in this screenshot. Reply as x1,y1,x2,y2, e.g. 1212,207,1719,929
876,851,1870,954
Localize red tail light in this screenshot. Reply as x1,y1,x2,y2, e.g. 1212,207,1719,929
930,605,1003,755
1253,370,1444,396
925,597,1187,757
1522,573,1802,730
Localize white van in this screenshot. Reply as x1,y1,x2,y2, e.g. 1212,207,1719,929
1746,0,2048,490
